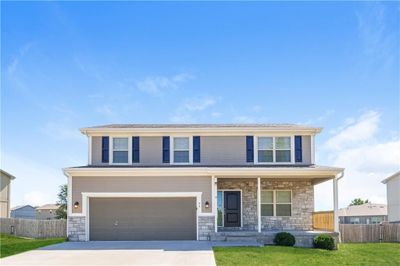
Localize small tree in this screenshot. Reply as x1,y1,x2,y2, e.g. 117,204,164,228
349,198,369,206
56,184,67,219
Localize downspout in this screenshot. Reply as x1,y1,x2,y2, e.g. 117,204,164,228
333,171,344,242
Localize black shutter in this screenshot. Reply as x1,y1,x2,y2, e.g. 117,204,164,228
132,137,140,163
193,136,201,163
295,136,302,163
246,136,254,163
101,136,109,163
162,136,170,163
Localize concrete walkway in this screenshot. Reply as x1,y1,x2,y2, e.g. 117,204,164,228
0,241,219,266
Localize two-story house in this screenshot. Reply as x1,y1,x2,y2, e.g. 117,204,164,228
64,124,344,243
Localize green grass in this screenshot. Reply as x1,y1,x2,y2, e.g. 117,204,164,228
0,234,65,258
214,243,400,266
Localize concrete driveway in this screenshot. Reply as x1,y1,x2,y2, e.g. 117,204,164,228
0,241,217,266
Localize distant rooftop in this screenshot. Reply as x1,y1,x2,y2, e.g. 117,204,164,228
11,205,34,211
36,204,59,210
338,203,387,217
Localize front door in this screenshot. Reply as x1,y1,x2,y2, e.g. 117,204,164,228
224,191,241,227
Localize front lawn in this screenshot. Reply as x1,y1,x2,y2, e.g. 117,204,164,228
214,243,400,265
0,234,65,258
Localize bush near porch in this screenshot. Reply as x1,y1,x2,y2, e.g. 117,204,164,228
213,243,400,266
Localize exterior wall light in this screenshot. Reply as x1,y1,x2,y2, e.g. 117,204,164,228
74,201,80,209
205,201,210,208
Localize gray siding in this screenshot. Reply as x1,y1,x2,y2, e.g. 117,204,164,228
90,135,313,166
72,176,212,213
91,136,104,165
139,137,163,165
200,136,247,165
301,136,312,164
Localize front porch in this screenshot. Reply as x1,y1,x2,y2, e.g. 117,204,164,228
206,174,343,245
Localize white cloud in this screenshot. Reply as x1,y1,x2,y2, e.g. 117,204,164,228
23,191,53,207
315,110,400,210
324,111,380,150
7,42,33,75
170,96,218,123
1,152,64,207
355,2,397,68
42,122,86,142
302,109,335,125
232,115,269,123
136,73,193,96
183,96,216,111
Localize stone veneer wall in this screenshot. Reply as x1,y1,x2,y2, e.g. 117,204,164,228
218,178,258,230
68,216,86,241
198,215,215,240
217,179,314,231
261,180,314,231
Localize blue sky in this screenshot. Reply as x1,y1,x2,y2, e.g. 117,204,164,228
2,1,399,210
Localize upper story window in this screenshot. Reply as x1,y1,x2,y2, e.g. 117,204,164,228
112,137,129,163
256,136,292,163
172,137,192,163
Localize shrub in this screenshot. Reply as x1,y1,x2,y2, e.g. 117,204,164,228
274,232,295,246
313,234,335,250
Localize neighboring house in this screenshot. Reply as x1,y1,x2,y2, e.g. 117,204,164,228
338,203,388,224
0,169,16,218
64,124,344,242
382,171,400,223
36,204,59,220
10,205,36,219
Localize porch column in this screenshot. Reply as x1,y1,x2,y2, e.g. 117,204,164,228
257,177,261,233
212,175,218,233
333,178,338,232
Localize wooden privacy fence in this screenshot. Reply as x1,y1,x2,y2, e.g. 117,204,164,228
0,218,66,239
340,224,400,243
312,211,334,231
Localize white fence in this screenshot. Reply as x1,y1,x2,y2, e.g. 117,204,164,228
0,218,66,239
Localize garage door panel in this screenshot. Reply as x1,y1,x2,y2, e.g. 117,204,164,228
89,197,197,241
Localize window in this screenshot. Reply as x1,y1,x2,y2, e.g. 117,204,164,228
261,190,292,216
112,137,128,163
217,191,224,226
370,217,383,224
261,191,274,216
350,217,360,224
173,137,190,163
257,137,292,163
276,191,291,216
275,137,291,162
258,137,273,163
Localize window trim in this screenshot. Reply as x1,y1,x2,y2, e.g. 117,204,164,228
254,135,295,164
170,136,193,164
109,136,131,165
261,190,292,217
